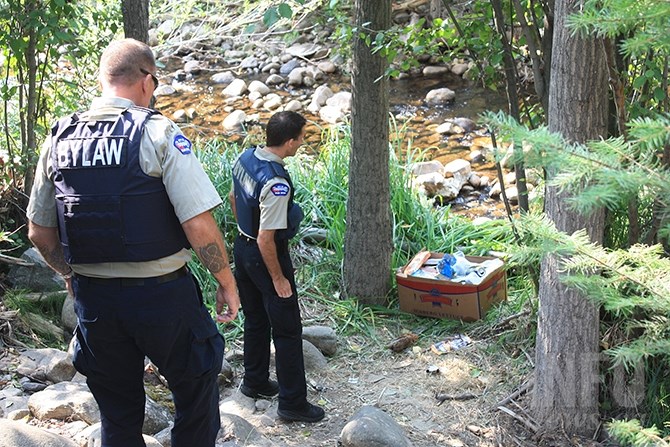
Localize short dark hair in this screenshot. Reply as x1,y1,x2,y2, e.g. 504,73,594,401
266,111,306,147
99,38,156,86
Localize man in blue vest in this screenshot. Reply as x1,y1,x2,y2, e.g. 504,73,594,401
230,111,325,423
26,38,239,447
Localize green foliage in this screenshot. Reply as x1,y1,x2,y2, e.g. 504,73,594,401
0,0,121,236
607,419,669,446
3,289,68,348
569,0,670,118
484,105,670,437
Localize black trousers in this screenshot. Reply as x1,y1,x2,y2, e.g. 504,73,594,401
233,235,307,410
72,271,223,447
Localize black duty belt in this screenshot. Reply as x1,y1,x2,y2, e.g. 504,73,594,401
239,234,257,243
76,265,189,287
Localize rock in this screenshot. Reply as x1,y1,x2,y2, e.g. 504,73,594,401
0,418,78,447
285,43,322,58
248,80,270,95
340,405,413,447
265,74,284,85
222,78,247,97
0,386,29,419
302,326,337,356
284,100,303,112
308,85,334,112
239,56,259,70
505,186,519,204
16,348,76,384
288,67,306,86
7,248,63,292
302,340,327,372
154,84,176,96
279,58,301,75
183,60,203,74
143,396,172,435
422,66,450,77
262,94,282,110
61,294,77,333
172,109,187,123
410,160,443,177
326,91,352,113
317,60,337,73
79,423,163,447
319,105,345,124
436,121,465,135
452,117,477,132
222,110,247,131
152,422,172,447
28,382,99,424
211,71,235,84
425,87,456,104
218,412,269,446
443,159,472,182
451,62,470,75
468,173,482,188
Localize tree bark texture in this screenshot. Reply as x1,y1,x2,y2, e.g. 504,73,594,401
532,0,608,437
343,0,392,304
122,0,149,43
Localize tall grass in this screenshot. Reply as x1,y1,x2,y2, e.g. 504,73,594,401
189,126,519,348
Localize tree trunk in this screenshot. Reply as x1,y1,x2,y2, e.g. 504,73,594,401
343,0,392,305
429,0,442,21
122,0,149,43
531,0,608,437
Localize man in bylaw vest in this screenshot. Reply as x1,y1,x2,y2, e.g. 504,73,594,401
27,38,239,447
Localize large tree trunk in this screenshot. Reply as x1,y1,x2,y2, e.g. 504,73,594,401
122,0,149,43
343,0,392,305
531,0,608,437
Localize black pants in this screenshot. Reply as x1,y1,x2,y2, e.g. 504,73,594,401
233,235,307,410
72,271,223,447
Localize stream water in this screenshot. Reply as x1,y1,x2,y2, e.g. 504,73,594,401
154,69,511,218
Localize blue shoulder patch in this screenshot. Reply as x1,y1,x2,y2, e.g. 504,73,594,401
173,135,192,155
270,183,290,196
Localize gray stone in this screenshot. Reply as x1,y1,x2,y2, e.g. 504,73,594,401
302,340,327,372
0,418,78,447
340,405,413,447
211,71,235,84
223,110,247,131
7,248,63,292
223,78,247,97
302,326,337,356
425,87,456,104
28,381,99,424
265,74,284,85
279,58,301,75
17,348,76,384
61,294,77,333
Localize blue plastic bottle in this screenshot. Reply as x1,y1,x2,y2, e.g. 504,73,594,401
438,254,456,278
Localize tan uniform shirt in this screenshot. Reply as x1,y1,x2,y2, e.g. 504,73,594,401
27,97,222,278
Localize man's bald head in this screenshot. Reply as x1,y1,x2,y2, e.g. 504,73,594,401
99,39,155,87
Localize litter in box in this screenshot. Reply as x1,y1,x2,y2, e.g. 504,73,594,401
431,334,472,354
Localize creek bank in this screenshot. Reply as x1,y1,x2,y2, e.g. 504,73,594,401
148,6,521,219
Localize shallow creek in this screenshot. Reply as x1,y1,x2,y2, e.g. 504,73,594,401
154,69,511,219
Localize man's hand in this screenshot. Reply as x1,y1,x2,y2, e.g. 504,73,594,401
272,276,292,298
215,284,239,322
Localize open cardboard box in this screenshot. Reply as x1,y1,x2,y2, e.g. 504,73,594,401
396,252,507,321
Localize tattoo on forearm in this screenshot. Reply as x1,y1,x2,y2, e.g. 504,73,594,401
43,246,70,274
198,243,228,273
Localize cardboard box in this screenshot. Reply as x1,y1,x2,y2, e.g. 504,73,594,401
396,252,507,321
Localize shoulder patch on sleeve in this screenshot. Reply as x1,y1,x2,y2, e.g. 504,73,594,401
173,134,192,155
270,183,290,196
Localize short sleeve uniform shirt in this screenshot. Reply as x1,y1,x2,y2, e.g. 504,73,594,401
27,97,222,278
